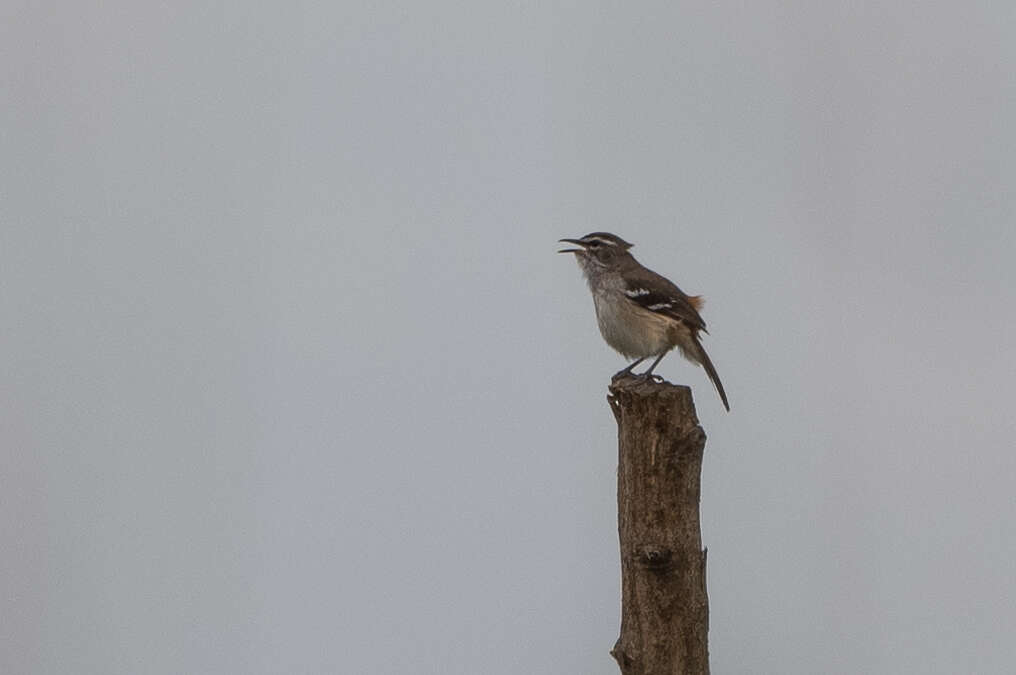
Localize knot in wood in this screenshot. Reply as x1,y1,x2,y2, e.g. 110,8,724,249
610,641,635,669
637,545,673,571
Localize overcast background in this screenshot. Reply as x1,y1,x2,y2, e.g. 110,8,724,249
4,2,1016,674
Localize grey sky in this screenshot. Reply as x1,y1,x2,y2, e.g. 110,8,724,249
3,2,1015,674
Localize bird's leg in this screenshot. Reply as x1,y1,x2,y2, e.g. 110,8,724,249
640,352,668,380
618,357,646,376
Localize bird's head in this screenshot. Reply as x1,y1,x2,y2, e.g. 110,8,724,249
557,232,634,269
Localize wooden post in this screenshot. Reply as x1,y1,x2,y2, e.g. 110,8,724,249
607,373,710,675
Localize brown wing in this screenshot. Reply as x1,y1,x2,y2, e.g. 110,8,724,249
622,278,707,332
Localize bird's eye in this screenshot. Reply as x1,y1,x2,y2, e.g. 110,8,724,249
587,241,600,248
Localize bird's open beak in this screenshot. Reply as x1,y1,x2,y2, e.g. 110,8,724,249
557,238,585,254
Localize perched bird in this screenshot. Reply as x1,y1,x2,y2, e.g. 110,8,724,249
558,232,729,411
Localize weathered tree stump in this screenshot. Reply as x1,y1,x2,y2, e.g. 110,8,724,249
607,373,710,675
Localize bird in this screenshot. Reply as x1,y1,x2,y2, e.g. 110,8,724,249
558,232,729,411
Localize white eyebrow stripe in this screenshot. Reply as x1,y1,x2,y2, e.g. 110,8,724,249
648,302,672,310
585,237,618,246
624,288,650,297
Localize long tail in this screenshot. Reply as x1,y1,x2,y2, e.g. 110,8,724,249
693,336,730,411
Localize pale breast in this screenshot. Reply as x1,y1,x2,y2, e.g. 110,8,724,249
592,290,673,359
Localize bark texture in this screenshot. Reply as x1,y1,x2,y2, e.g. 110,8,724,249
607,373,709,675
